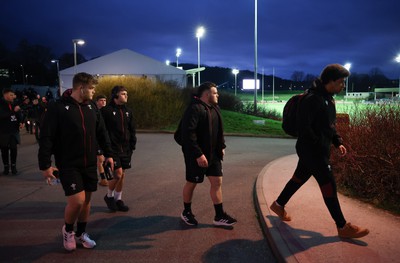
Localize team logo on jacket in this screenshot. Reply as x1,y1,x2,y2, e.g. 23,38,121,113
65,106,70,110
126,112,129,117
113,112,116,115
88,105,92,110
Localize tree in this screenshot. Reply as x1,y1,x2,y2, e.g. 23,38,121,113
291,71,304,82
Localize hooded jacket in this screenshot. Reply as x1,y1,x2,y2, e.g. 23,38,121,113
38,93,113,170
0,98,22,136
181,96,226,161
296,79,343,159
100,100,136,156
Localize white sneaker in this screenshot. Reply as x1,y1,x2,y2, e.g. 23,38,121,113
76,232,96,248
62,225,76,251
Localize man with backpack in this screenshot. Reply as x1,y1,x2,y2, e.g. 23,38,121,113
271,64,369,239
177,82,237,226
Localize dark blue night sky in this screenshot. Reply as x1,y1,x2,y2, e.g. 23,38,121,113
1,0,400,79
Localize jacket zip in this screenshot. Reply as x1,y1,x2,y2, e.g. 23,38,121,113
78,104,87,167
206,106,213,161
119,108,125,153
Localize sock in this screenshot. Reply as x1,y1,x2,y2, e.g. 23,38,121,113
76,222,87,237
65,223,74,233
107,189,114,198
99,172,105,179
184,202,192,213
114,191,122,201
214,203,224,217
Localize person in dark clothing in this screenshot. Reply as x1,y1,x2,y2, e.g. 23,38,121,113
270,64,369,239
95,95,108,187
179,82,237,226
38,72,114,251
101,86,136,212
26,97,42,140
0,88,23,175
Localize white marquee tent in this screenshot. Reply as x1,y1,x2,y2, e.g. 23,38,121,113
59,49,187,92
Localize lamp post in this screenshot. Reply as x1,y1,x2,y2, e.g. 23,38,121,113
176,48,182,68
72,39,85,72
395,54,400,99
232,69,239,96
196,26,205,86
51,59,61,97
254,0,258,112
344,63,351,101
20,64,25,85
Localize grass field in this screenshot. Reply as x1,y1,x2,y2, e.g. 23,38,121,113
237,91,367,116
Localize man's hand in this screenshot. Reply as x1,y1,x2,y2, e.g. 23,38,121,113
14,105,21,112
196,155,208,168
42,167,57,185
105,157,114,171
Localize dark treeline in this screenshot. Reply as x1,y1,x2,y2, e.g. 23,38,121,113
0,39,397,92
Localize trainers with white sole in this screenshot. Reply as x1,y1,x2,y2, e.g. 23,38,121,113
62,225,76,251
213,212,237,226
76,232,96,248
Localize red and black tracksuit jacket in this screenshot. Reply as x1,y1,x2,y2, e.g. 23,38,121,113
100,101,136,157
38,95,113,170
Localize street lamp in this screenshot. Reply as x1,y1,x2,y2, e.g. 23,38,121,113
176,48,182,68
395,54,400,99
51,59,61,97
72,39,85,70
344,63,351,101
254,0,258,112
196,26,205,86
20,64,25,85
232,68,239,96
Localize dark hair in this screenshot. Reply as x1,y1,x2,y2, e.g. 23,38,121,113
96,94,107,101
72,72,98,89
111,85,127,99
2,87,14,95
197,82,217,97
320,64,350,84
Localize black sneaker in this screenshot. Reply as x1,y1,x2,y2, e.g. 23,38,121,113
181,211,198,226
11,165,17,175
104,195,117,212
2,165,9,175
213,212,237,226
116,200,129,212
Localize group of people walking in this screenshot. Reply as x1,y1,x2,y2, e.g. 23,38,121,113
3,63,369,252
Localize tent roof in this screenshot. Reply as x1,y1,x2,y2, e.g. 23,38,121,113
60,49,185,76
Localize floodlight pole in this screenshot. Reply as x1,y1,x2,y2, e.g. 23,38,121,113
254,0,258,113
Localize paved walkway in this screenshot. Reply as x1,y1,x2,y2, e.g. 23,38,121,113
255,154,400,263
1,133,399,262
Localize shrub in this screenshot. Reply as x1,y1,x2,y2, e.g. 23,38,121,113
240,102,281,121
332,104,400,213
95,76,186,129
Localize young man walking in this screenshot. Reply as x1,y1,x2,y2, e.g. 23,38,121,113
38,72,114,251
101,86,136,212
270,64,369,239
0,88,23,175
179,82,236,226
95,95,108,187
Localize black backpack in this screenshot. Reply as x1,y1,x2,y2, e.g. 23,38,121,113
174,118,183,146
282,90,309,137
